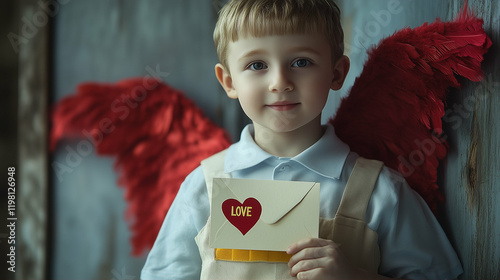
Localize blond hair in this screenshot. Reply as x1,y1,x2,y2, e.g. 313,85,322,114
213,0,344,69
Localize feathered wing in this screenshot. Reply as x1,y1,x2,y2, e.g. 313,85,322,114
51,78,232,255
330,7,492,212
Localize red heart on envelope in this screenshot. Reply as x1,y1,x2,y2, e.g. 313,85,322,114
222,198,262,235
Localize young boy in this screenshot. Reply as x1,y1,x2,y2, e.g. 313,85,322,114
141,0,463,279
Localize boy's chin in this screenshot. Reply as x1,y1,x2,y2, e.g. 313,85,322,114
253,121,321,135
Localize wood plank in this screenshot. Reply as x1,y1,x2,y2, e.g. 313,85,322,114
440,1,500,279
17,0,50,279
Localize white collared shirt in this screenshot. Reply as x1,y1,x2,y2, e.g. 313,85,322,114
141,124,463,280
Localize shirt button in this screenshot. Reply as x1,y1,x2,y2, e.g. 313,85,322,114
281,165,290,171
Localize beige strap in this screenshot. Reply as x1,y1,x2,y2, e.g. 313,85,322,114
201,150,229,210
201,149,229,183
336,157,383,220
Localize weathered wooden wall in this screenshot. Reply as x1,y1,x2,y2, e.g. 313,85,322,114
341,1,500,279
17,0,50,279
440,1,500,279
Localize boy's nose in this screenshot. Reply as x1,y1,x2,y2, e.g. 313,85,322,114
269,68,294,93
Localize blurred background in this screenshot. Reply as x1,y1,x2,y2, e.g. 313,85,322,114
2,0,499,279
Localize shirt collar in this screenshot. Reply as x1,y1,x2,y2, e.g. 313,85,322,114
225,125,273,173
225,124,350,179
292,124,350,179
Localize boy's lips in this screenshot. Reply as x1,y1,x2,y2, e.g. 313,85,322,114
266,101,300,111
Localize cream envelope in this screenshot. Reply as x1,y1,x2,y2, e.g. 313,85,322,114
209,177,320,252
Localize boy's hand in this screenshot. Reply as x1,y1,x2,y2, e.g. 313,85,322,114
286,238,365,280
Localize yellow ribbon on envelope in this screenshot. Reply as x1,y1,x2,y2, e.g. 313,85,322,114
215,248,291,262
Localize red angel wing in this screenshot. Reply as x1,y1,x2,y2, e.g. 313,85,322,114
51,78,232,255
330,7,492,212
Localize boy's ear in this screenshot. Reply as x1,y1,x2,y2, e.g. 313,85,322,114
330,55,350,91
215,63,238,99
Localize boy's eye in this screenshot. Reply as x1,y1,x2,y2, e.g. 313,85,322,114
292,59,311,68
248,62,267,71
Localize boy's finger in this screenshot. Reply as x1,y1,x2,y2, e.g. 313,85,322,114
289,258,322,276
296,267,323,280
288,244,339,269
286,238,333,255
288,247,321,269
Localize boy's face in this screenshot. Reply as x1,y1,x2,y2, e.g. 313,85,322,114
216,33,348,134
